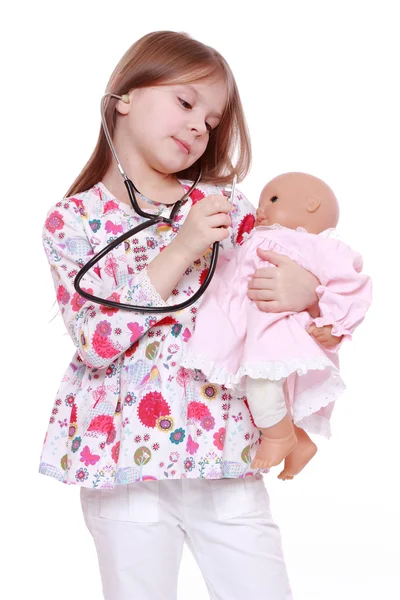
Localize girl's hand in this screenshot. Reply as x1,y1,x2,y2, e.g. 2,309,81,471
307,325,343,348
247,249,320,313
171,194,232,263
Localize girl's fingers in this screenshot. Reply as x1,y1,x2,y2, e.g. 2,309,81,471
256,248,292,265
247,288,276,302
248,274,275,291
200,196,232,216
253,300,282,313
207,214,232,229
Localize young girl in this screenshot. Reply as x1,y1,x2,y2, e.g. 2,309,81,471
40,31,320,600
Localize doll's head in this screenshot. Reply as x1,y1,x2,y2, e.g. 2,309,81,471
255,172,339,234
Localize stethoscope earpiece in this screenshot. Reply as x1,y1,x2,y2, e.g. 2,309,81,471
121,94,130,103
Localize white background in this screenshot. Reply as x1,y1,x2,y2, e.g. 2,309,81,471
2,1,399,598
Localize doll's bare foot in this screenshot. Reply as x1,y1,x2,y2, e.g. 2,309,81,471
278,425,317,480
250,414,297,470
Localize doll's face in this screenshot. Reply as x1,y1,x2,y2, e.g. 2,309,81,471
255,173,340,234
255,180,304,229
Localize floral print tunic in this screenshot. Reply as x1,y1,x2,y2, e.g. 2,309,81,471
39,180,265,488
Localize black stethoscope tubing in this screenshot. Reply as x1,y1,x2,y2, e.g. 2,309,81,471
74,170,223,313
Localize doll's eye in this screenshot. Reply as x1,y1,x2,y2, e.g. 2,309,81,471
270,196,278,203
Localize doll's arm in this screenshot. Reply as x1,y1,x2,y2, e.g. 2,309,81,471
310,239,372,345
307,324,343,349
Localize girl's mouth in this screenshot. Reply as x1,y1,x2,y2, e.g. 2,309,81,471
173,138,190,154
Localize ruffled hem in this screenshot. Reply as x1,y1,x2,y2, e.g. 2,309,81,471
296,413,332,438
130,270,173,308
293,371,346,438
181,349,338,391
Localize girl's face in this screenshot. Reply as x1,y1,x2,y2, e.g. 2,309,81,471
117,77,228,174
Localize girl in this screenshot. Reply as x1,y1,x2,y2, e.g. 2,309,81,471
40,31,320,600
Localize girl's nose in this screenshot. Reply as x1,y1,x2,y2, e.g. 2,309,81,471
188,116,208,136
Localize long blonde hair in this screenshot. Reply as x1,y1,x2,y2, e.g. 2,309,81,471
66,31,251,197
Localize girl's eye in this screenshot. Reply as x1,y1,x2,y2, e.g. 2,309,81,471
179,98,192,109
179,98,212,133
270,196,279,203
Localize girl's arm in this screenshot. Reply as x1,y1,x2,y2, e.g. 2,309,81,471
44,202,179,370
44,190,232,370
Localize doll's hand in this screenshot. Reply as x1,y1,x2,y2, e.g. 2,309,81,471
247,249,320,313
307,325,343,348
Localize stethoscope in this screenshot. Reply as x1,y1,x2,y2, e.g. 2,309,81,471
74,92,236,313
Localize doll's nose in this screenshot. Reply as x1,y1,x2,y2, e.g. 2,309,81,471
256,207,265,219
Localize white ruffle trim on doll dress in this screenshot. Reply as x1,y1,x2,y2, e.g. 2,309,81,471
181,351,346,439
181,349,339,390
293,371,346,438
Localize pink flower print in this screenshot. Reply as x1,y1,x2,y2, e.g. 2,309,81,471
138,392,171,428
106,427,116,445
111,441,120,463
71,288,93,312
236,213,255,245
96,320,112,336
200,415,215,431
128,322,144,343
92,321,119,359
169,451,179,463
87,415,111,434
45,210,64,234
182,328,191,343
103,200,119,214
70,198,84,211
87,414,114,435
105,220,123,235
167,343,179,355
187,401,211,421
184,457,195,472
213,427,226,451
189,188,206,205
186,434,199,455
56,285,70,305
125,340,139,358
100,292,121,316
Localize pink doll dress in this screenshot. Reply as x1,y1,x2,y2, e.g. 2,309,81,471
182,225,372,437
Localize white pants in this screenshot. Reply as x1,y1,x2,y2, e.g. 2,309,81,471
246,377,288,428
80,475,293,600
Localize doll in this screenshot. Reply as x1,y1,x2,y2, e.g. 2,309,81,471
182,173,372,479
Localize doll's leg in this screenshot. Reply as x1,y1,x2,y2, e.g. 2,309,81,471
278,424,318,480
246,377,297,470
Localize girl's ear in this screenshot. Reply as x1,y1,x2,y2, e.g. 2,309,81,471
306,195,321,213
